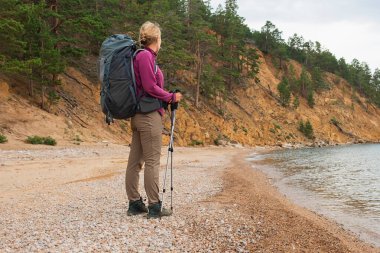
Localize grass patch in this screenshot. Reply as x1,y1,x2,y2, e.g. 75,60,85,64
26,136,57,146
190,140,204,146
72,135,83,145
0,134,8,143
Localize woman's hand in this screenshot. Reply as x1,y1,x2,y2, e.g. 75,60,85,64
174,92,183,102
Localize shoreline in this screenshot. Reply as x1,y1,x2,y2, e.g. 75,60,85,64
0,145,378,252
248,145,380,248
216,150,378,252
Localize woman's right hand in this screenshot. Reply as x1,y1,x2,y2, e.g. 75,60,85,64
174,92,183,102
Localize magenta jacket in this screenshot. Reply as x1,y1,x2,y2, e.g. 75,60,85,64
133,47,175,115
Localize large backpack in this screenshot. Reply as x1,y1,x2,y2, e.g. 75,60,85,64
98,34,143,124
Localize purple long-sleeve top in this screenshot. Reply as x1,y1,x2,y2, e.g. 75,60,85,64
133,47,175,115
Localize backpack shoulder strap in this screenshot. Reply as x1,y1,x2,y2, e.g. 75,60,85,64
135,49,158,74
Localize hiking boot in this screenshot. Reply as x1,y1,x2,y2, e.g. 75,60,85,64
147,201,172,219
127,197,148,216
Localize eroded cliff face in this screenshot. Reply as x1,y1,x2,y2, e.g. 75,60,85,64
1,51,380,148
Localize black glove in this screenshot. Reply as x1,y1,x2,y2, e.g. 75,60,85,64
170,89,181,111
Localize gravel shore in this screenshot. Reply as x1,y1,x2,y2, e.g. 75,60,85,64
0,145,247,252
0,145,378,252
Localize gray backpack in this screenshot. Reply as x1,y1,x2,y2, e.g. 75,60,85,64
99,34,162,124
99,34,140,124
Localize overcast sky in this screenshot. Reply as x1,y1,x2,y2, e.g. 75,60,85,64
209,0,380,72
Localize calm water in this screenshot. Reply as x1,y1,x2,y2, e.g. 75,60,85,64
248,144,380,247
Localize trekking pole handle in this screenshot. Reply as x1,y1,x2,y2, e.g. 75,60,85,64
170,89,181,111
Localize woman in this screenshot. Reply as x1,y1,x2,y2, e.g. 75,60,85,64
125,21,183,218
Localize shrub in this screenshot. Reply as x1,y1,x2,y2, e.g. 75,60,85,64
298,120,314,139
0,134,8,143
277,77,291,107
307,90,315,108
26,136,57,146
190,140,203,146
293,95,300,109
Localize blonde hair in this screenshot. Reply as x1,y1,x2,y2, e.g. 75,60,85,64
139,21,161,47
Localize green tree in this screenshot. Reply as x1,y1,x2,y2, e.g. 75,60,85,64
307,89,315,108
311,67,327,90
298,67,312,97
254,21,283,54
299,119,314,139
277,77,291,106
185,0,216,107
287,33,305,63
0,0,27,73
293,95,300,109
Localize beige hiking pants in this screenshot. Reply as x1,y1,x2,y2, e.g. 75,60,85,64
125,111,162,205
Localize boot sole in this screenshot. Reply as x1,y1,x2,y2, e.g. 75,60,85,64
127,211,148,216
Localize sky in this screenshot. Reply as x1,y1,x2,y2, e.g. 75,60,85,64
209,0,380,73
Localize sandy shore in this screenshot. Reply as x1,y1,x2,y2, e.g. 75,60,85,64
0,145,378,252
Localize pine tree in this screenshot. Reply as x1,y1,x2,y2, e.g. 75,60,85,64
293,95,300,109
0,0,27,73
311,67,327,90
277,77,291,107
254,21,283,54
307,89,315,108
298,67,312,97
185,0,216,107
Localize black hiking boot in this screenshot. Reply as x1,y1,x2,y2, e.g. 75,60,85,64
147,201,173,219
127,197,148,216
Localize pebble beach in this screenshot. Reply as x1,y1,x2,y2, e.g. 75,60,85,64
0,145,378,252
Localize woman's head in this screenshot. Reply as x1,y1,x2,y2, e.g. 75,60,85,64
139,21,161,52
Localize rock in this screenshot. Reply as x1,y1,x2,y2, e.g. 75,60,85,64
216,139,228,146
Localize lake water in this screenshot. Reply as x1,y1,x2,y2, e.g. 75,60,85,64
247,144,380,247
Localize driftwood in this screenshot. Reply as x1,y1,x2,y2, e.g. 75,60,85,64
227,96,253,117
63,72,94,95
56,90,88,128
256,82,282,104
58,107,88,129
331,121,356,138
56,90,78,108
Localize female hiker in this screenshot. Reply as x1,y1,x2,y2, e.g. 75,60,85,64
125,21,183,218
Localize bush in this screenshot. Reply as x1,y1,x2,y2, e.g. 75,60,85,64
190,140,203,146
0,134,8,143
277,77,291,107
307,90,315,108
293,95,300,109
26,136,57,146
298,120,314,139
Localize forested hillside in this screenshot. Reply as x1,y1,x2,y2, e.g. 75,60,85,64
1,0,380,146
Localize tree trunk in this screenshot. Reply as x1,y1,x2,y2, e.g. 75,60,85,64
228,44,233,90
195,39,201,108
28,43,33,97
28,75,34,97
41,85,46,110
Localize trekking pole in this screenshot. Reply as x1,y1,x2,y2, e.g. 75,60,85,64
161,96,179,212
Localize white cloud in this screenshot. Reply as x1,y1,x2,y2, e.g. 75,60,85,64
209,0,380,72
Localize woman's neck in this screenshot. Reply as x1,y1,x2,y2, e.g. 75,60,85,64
147,44,159,54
